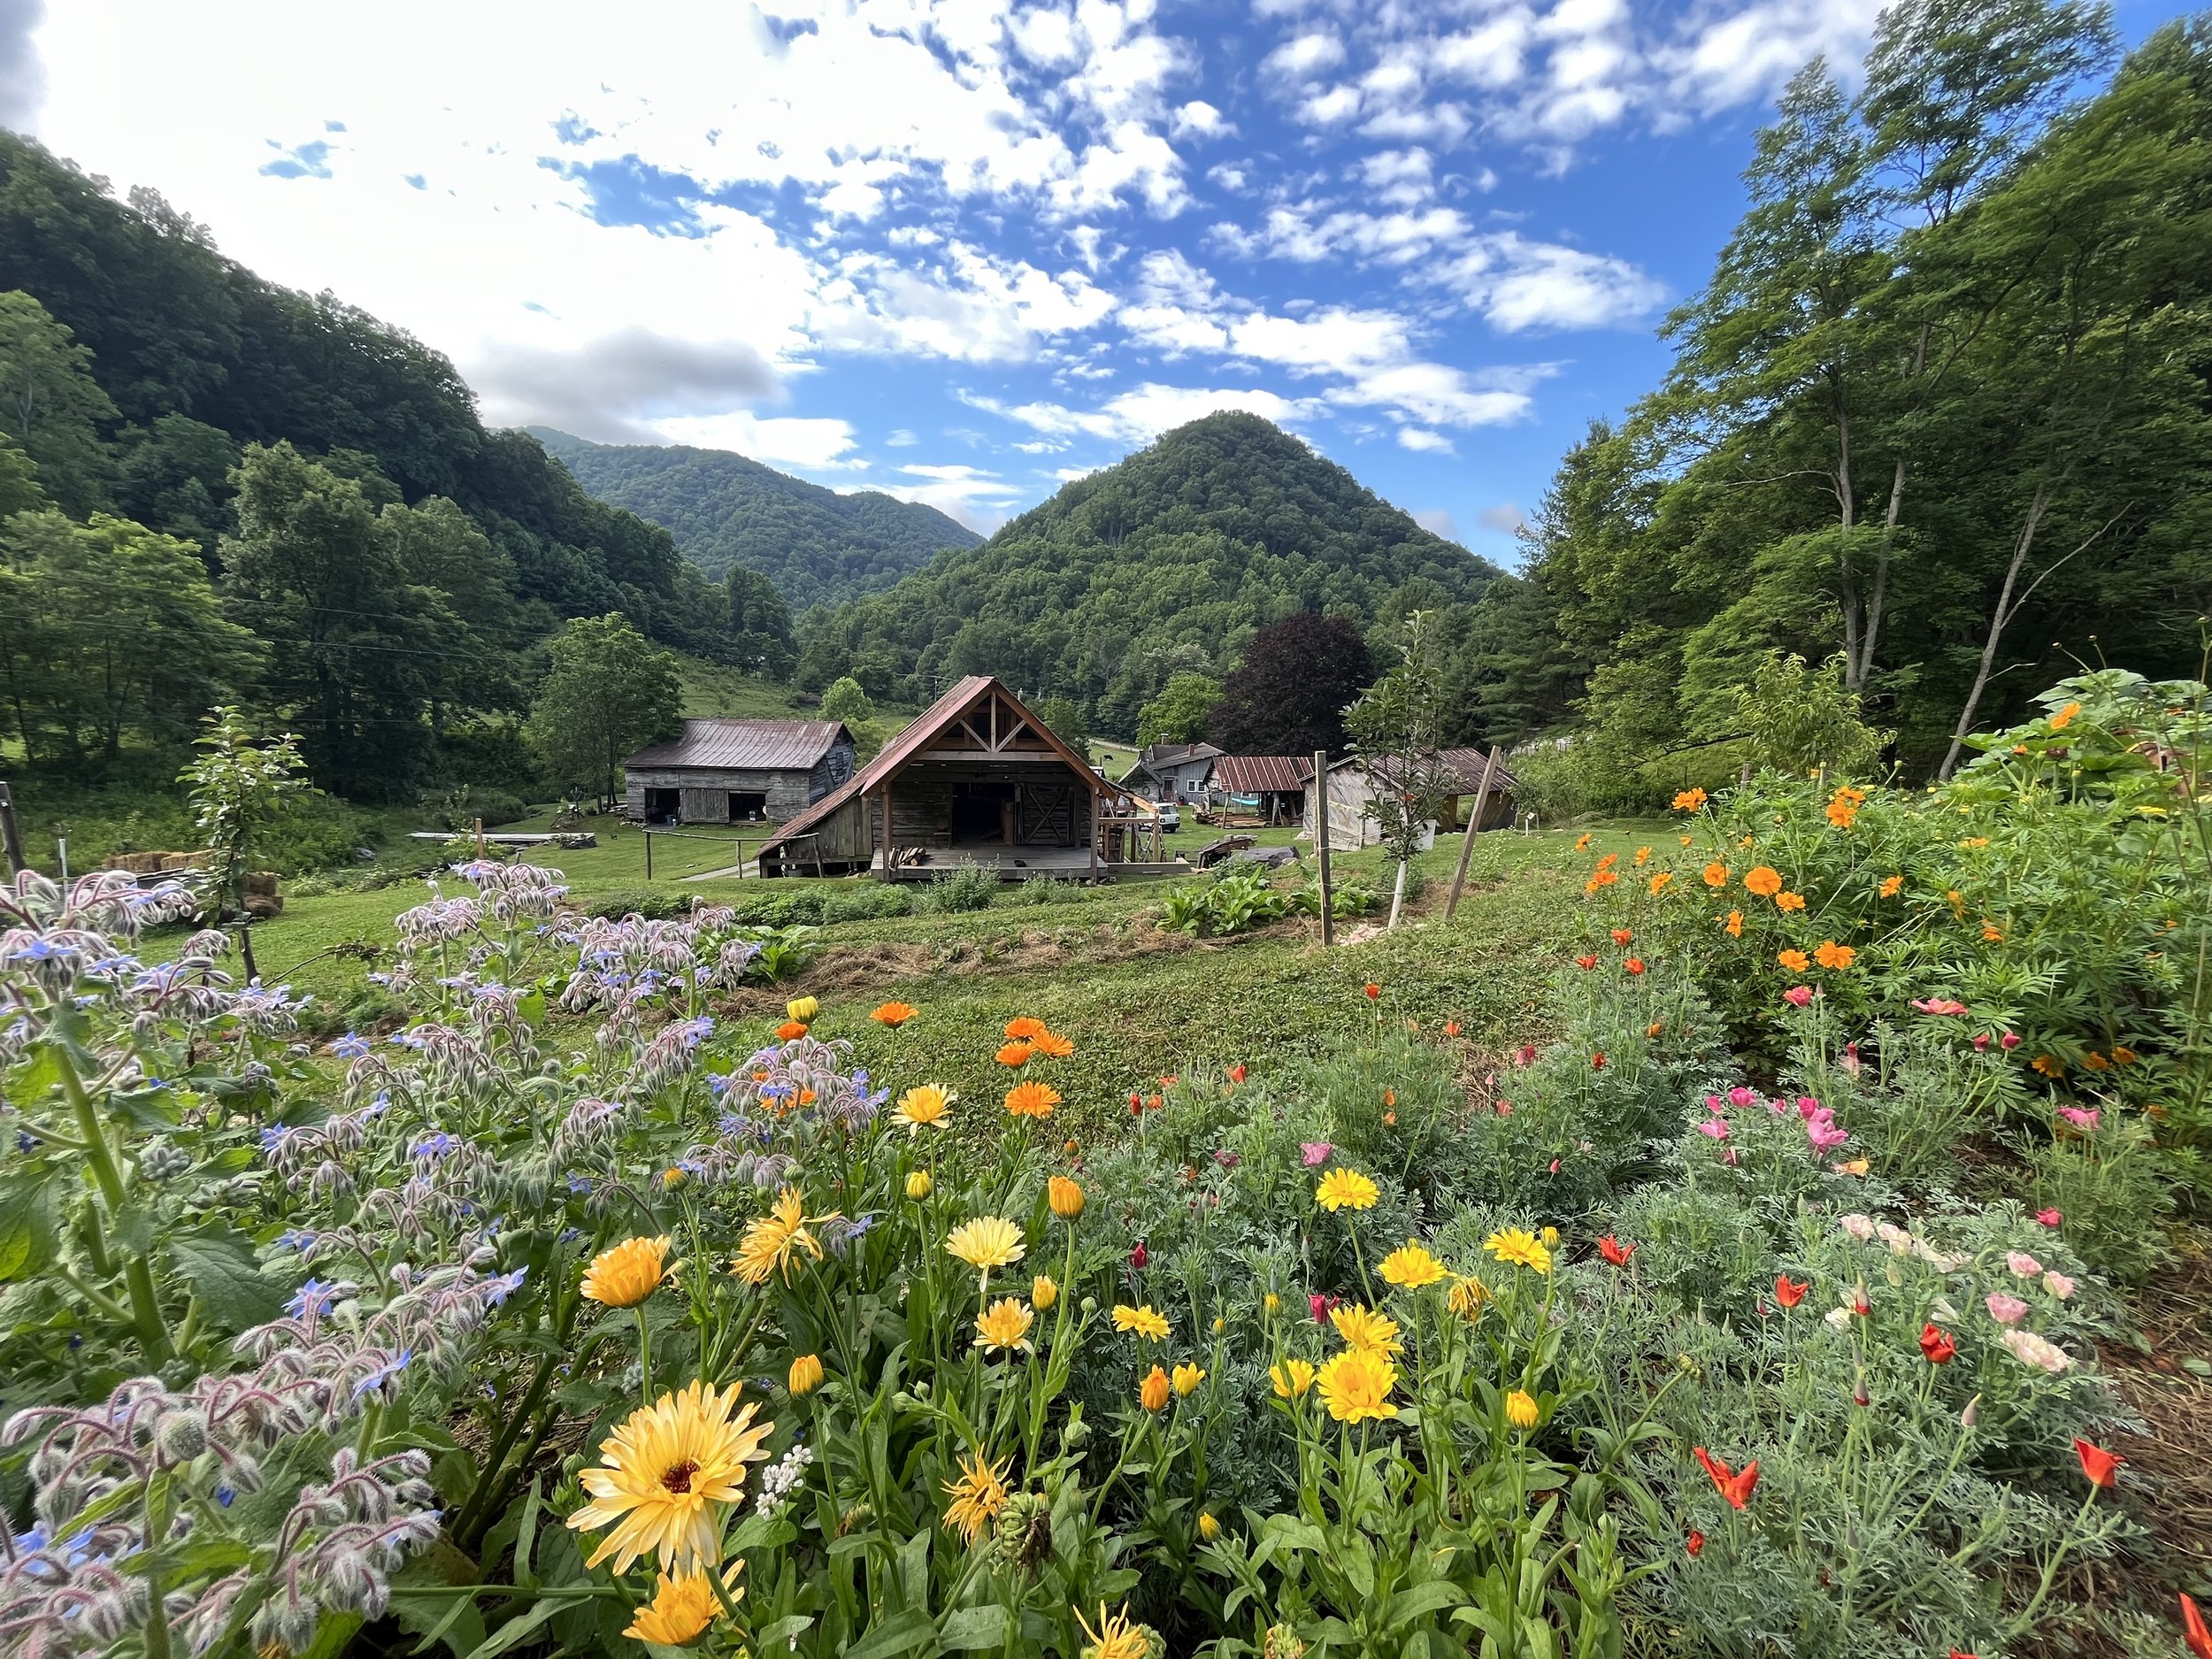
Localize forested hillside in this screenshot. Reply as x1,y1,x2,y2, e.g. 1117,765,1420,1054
0,130,741,798
798,412,1500,734
1473,8,2212,792
535,428,979,609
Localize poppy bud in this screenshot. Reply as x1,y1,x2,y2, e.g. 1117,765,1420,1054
1130,1241,1148,1271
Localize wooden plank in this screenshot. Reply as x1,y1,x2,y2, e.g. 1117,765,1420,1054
1313,749,1333,946
1442,745,1504,923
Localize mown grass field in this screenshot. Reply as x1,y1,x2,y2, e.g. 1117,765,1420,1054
173,816,1672,1141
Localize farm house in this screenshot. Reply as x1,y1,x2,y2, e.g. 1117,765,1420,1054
621,720,856,826
755,677,1175,879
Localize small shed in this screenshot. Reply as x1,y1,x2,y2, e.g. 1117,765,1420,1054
1213,756,1316,826
1318,750,1519,848
756,677,1174,879
1118,741,1222,802
623,720,856,826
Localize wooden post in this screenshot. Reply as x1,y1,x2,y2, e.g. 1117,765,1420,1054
1443,746,1504,924
1089,790,1100,881
474,817,486,859
878,783,894,881
1312,750,1333,946
644,828,653,880
0,781,24,876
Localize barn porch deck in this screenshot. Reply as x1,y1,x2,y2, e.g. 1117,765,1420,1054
864,846,1193,881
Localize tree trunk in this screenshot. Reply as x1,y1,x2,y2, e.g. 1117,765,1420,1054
1386,858,1409,930
1833,402,1862,677
1855,452,1909,691
1939,481,2051,780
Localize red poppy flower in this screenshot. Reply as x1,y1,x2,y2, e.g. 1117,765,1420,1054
1693,1447,1759,1509
1130,1241,1148,1271
1443,1020,1462,1037
1919,1324,1956,1364
1610,927,1634,947
1624,956,1647,974
2180,1592,2212,1659
2074,1439,2123,1488
1228,1064,1247,1084
1591,1051,1607,1070
1774,1276,1809,1309
1310,1292,1337,1323
1363,982,1380,1000
1686,1530,1705,1557
1577,954,1599,971
1598,1235,1636,1267
1949,1651,1979,1659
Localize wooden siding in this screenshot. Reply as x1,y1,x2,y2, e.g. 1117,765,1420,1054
624,738,856,825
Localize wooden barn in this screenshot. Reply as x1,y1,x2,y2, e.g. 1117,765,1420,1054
1213,756,1317,826
756,677,1175,879
623,720,856,826
1319,749,1519,848
1118,741,1222,802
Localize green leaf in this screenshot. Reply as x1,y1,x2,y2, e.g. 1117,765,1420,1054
0,1172,60,1283
842,1609,938,1659
168,1225,290,1331
1383,1582,1467,1629
939,1607,1009,1649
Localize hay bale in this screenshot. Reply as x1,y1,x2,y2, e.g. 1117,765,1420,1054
104,851,168,873
242,894,283,919
241,871,280,897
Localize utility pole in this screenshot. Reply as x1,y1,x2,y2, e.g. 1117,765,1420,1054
1312,750,1333,947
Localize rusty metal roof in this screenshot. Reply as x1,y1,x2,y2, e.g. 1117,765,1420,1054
623,720,850,772
1213,756,1315,795
1325,749,1520,795
757,678,1112,861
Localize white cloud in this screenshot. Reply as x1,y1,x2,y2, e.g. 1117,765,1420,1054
1411,507,1460,540
1478,502,1529,534
970,382,1322,445
825,241,1117,362
872,462,1027,531
471,327,782,440
1397,428,1455,454
0,0,43,127
1440,233,1665,331
1264,29,1345,81
654,411,864,470
1171,99,1231,138
886,428,919,447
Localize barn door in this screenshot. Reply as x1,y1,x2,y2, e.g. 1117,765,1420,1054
1017,784,1074,845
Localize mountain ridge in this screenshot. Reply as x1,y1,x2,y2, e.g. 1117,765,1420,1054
534,427,981,611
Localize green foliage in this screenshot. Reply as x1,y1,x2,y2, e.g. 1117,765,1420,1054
797,414,1495,729
527,613,683,802
1737,650,1891,778
0,288,117,514
915,862,1000,914
1135,672,1220,747
534,426,979,606
1346,611,1461,871
1032,693,1089,755
180,706,315,916
818,674,875,726
1160,865,1292,937
725,564,797,680
1207,611,1375,758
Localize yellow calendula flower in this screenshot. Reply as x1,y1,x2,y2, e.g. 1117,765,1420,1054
623,1563,742,1645
895,1084,954,1130
941,1450,1012,1546
1484,1227,1553,1274
1271,1356,1317,1398
1315,1168,1380,1212
1172,1362,1206,1396
1198,1510,1221,1542
733,1187,839,1286
1112,1303,1171,1340
1076,1601,1149,1659
1377,1241,1448,1290
787,1354,824,1396
565,1380,774,1574
944,1217,1025,1288
1263,1292,1282,1317
1316,1348,1398,1424
1448,1274,1490,1319
1329,1303,1404,1356
785,996,819,1024
1505,1389,1540,1431
1540,1225,1560,1247
1031,1274,1058,1310
581,1235,672,1309
1048,1175,1086,1219
905,1169,933,1200
974,1297,1036,1356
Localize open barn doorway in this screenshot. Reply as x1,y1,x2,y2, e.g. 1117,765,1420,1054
949,782,1015,844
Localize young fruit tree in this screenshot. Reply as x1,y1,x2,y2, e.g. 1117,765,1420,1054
180,705,314,983
1346,611,1460,929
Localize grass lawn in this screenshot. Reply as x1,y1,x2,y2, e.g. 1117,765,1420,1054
165,816,1668,1143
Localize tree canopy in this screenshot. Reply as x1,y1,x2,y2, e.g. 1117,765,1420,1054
527,614,682,804
1207,612,1375,757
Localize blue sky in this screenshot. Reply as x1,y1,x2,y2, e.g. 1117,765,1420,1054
9,0,2185,560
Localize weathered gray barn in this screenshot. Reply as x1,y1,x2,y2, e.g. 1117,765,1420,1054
1318,749,1519,848
622,720,856,826
756,677,1174,879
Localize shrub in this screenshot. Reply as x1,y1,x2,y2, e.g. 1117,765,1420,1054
915,862,998,913
822,882,915,923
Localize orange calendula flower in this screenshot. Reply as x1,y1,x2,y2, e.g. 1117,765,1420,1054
1575,833,1592,851
775,1020,810,1041
1814,941,1856,970
1778,949,1811,972
1004,1017,1049,1041
1672,787,1708,811
871,1002,918,1026
1139,1365,1171,1411
1724,910,1744,938
1004,1080,1062,1119
996,1041,1033,1066
1702,864,1729,887
1744,866,1783,897
1776,891,1806,912
581,1236,672,1309
1048,1175,1085,1219
1029,1030,1075,1059
1879,874,1904,898
941,1450,1012,1545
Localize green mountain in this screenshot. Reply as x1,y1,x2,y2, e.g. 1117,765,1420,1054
534,428,980,610
796,411,1502,733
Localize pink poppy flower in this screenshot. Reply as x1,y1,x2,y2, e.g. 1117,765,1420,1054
2057,1106,2100,1131
1494,1100,1513,1118
1806,1112,1849,1152
1516,1043,1538,1066
1300,1141,1334,1166
2042,1271,2075,1300
2006,1251,2042,1279
1784,985,1814,1007
1310,1293,1337,1323
2036,1208,2062,1227
2001,1327,2072,1373
1797,1096,1820,1118
1972,1033,1992,1052
1722,1148,1740,1165
2000,1032,2021,1050
1728,1087,1755,1109
1696,1119,1730,1141
1985,1292,2030,1326
1912,997,1970,1016
1839,1041,1862,1076
1704,1094,1724,1110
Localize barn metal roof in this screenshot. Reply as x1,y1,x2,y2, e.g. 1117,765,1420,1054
623,720,851,772
1213,756,1315,795
1323,749,1521,795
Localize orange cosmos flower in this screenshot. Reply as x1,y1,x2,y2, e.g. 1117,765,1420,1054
1814,941,1855,970
1574,833,1592,851
1649,872,1673,894
2032,1055,2065,1078
1982,922,2004,941
1005,1080,1062,1119
1724,910,1744,938
1778,949,1810,972
1744,865,1782,897
1776,891,1806,912
995,1041,1033,1066
1702,864,1729,887
1586,869,1620,892
1672,787,1708,811
1633,846,1652,866
871,1002,918,1027
2048,701,2080,731
1878,874,1903,898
